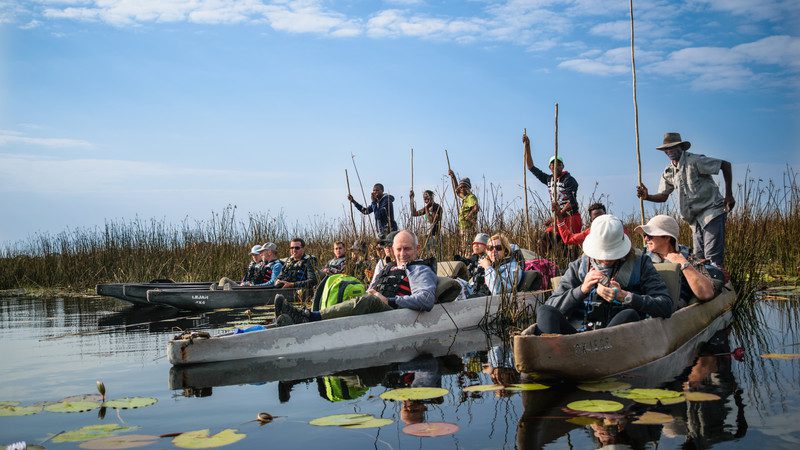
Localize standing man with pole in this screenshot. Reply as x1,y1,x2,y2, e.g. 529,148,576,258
348,183,398,241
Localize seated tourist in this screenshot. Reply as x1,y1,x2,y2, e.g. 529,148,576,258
274,238,318,292
535,215,672,334
480,234,523,295
637,215,720,306
322,241,347,275
254,242,283,287
369,231,397,286
557,202,607,246
274,230,437,325
217,244,264,288
454,233,489,280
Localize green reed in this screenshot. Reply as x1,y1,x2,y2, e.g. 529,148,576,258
0,170,797,297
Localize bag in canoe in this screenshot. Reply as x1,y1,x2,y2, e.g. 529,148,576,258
312,274,366,311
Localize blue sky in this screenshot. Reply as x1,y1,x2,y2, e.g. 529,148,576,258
1,0,798,243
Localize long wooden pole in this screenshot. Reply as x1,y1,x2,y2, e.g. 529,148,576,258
630,0,645,226
522,128,530,248
445,149,460,209
351,153,378,238
409,147,415,230
345,169,357,235
553,103,559,242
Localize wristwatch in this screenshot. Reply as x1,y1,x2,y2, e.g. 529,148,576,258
680,261,692,271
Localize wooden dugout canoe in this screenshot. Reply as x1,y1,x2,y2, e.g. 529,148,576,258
513,282,737,380
167,289,547,366
147,285,298,311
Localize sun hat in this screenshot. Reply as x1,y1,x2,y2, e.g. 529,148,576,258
250,244,263,255
656,132,691,150
582,215,631,260
635,215,679,251
548,155,564,165
472,233,490,245
260,242,277,252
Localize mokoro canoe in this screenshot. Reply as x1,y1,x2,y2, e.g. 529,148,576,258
96,281,212,305
513,283,737,380
169,328,493,390
167,290,547,365
147,285,298,311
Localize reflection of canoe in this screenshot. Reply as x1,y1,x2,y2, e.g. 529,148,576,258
169,328,493,389
513,284,737,380
168,291,545,365
96,281,212,305
148,286,298,311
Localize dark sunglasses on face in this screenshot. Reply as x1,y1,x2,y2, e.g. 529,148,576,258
487,245,504,251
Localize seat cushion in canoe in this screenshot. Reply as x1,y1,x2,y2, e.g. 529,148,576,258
437,261,468,280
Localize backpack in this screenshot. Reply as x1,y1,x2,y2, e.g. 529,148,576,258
522,258,559,290
312,274,366,311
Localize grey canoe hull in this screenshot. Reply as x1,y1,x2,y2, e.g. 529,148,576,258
148,286,298,311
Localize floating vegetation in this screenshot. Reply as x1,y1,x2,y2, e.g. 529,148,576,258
171,429,246,449
503,383,550,391
62,394,104,403
612,388,682,400
79,434,159,449
341,418,393,429
309,414,373,427
631,396,686,405
760,353,800,359
402,422,459,437
52,424,138,443
684,392,722,402
633,411,674,425
102,397,158,410
0,402,43,416
379,387,449,401
45,400,101,413
566,400,624,413
462,385,505,393
577,379,632,392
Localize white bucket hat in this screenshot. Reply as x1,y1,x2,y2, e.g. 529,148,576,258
582,215,631,260
635,215,679,251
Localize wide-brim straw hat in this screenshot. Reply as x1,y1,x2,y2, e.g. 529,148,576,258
656,132,691,150
582,215,631,260
635,215,679,251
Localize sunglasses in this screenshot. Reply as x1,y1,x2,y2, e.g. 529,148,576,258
289,246,302,250
487,245,505,251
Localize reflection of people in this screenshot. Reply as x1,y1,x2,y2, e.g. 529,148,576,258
401,401,427,425
316,375,368,402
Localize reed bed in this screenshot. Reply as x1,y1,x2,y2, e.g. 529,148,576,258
1,170,797,299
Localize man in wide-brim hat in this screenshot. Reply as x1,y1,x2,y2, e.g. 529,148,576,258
532,215,672,335
636,132,734,267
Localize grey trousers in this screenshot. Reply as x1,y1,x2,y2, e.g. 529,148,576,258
320,294,394,320
692,212,726,267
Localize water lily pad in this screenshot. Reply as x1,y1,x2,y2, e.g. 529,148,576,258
380,387,449,401
309,413,373,427
402,422,459,437
462,385,505,392
684,392,721,402
0,403,43,416
53,424,138,443
613,388,682,399
103,397,158,409
341,418,393,429
578,380,632,392
632,395,686,405
172,429,245,449
62,394,104,403
79,434,159,449
633,411,674,425
760,353,800,359
0,401,18,407
567,416,600,426
503,383,550,391
566,400,624,413
45,400,101,413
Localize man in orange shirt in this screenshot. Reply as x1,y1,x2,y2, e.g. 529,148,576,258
557,203,606,246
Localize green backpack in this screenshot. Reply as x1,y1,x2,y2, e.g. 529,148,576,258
313,274,366,311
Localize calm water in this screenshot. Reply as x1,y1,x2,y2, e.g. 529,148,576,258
0,295,798,449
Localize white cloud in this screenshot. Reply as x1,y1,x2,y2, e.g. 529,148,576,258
0,130,93,149
558,46,662,76
692,0,796,22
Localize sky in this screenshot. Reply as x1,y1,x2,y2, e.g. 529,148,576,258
1,0,799,244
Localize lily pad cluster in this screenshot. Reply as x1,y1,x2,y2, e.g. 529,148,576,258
0,395,158,417
379,387,449,401
309,413,392,429
462,383,550,393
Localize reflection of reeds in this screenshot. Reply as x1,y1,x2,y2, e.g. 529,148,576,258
1,170,798,297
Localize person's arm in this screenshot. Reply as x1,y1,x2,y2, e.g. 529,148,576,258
721,160,735,211
523,133,550,185
350,198,371,215
448,169,459,196
606,258,673,318
409,191,424,216
638,169,674,203
390,265,437,311
561,175,579,215
558,222,590,246
665,253,715,301
258,261,283,287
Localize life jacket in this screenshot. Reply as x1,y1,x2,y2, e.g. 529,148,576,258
578,251,647,330
242,261,262,283
254,259,279,284
373,259,434,298
280,254,315,282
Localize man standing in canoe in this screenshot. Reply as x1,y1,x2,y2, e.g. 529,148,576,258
533,215,672,335
637,132,734,267
274,230,437,325
523,133,581,236
348,183,398,240
448,170,479,248
409,189,442,257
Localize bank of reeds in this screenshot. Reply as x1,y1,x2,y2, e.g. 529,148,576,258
1,170,797,299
